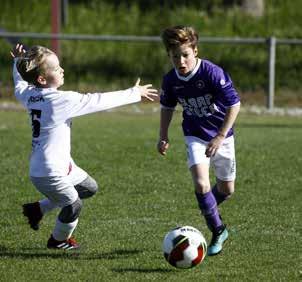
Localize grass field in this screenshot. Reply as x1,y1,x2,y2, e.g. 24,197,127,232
0,105,301,281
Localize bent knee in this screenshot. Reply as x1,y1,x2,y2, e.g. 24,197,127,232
85,176,98,195
59,198,82,223
75,176,99,199
227,187,235,196
193,178,211,194
218,181,235,197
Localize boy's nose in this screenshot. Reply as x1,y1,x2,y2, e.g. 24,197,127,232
180,56,186,64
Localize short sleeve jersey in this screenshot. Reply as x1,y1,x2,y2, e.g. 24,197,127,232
160,59,240,141
13,60,141,177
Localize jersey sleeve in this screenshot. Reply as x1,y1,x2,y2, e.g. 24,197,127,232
62,87,141,118
208,65,240,108
12,59,29,105
160,76,177,109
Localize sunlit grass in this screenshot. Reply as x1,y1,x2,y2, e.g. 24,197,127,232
0,107,301,281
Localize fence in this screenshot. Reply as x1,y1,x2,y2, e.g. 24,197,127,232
1,31,302,109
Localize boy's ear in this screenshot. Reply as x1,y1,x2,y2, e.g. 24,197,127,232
194,47,198,57
37,75,47,85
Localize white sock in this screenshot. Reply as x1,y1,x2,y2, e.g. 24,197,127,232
52,218,78,241
39,198,57,214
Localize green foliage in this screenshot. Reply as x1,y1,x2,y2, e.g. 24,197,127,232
0,0,302,101
0,107,301,281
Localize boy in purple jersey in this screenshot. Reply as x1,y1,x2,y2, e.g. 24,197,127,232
11,44,158,250
157,26,240,256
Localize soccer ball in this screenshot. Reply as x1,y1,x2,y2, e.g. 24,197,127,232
162,226,207,269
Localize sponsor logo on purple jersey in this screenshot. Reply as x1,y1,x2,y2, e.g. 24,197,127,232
160,59,240,141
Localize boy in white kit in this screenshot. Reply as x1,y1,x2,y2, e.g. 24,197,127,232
11,44,158,250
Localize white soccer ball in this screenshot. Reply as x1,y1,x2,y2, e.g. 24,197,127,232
162,226,207,269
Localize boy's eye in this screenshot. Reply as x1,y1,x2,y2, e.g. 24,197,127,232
173,54,188,59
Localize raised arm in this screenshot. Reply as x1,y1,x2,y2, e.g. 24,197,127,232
10,44,28,99
65,79,158,118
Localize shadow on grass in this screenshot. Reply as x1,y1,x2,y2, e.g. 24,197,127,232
112,268,173,273
0,246,174,273
92,249,143,260
0,245,173,273
0,245,145,261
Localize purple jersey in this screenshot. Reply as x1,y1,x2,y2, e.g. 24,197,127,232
160,59,240,141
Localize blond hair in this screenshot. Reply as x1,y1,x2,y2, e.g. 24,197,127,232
161,26,199,51
16,46,54,86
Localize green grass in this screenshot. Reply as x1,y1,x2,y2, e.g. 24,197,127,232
0,105,301,281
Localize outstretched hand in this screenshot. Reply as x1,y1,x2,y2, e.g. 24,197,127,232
135,78,158,101
10,43,26,58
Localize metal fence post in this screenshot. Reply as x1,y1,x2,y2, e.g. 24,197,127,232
268,36,276,110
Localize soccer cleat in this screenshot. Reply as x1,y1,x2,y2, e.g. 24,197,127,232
207,226,228,256
22,202,43,231
47,235,80,250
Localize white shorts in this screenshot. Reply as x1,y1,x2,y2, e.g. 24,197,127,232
30,161,88,207
185,135,236,181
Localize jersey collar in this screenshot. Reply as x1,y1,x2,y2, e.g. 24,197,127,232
175,58,201,81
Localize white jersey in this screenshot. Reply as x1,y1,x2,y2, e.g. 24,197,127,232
13,60,141,177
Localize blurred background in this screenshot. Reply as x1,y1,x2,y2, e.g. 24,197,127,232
0,0,301,107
